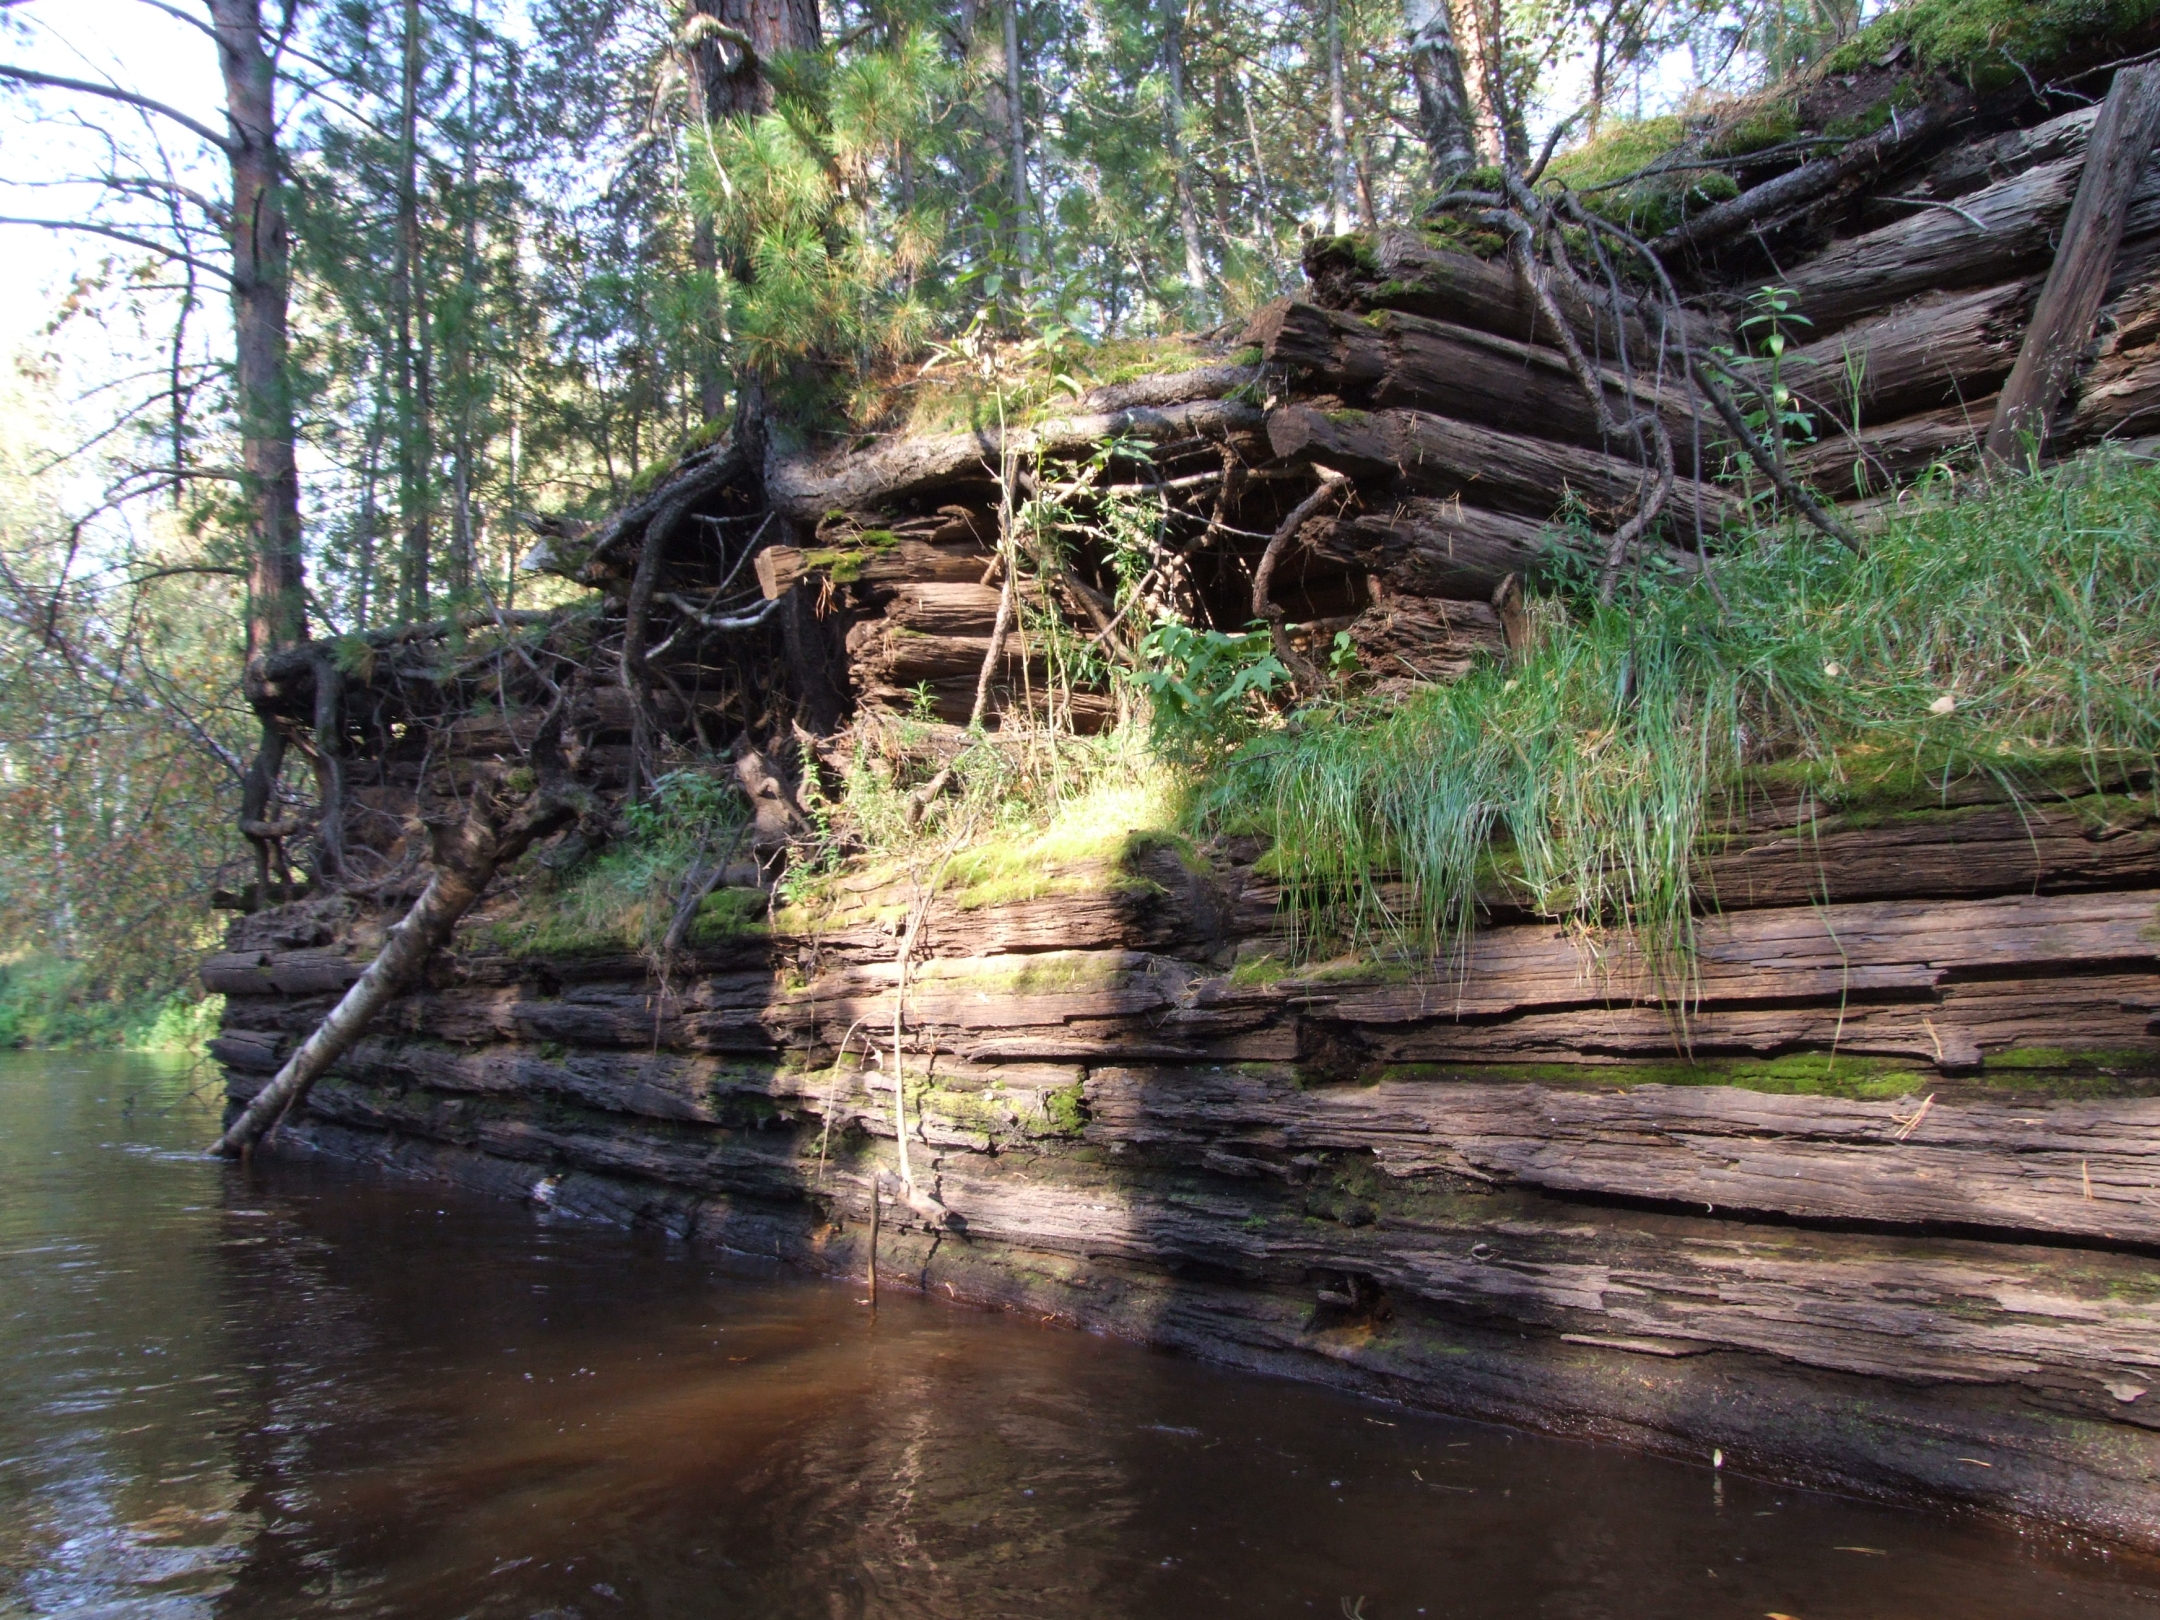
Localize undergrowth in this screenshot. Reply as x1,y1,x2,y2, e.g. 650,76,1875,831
1204,454,2160,984
0,950,222,1050
478,769,760,957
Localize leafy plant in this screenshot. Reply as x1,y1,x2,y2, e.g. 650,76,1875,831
1135,622,1290,749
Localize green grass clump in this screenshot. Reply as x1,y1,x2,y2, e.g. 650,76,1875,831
477,769,753,958
1206,456,2160,981
1823,0,2160,89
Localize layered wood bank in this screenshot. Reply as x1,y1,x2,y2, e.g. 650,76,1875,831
213,62,2160,1552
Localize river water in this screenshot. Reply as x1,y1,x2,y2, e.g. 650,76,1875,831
2,1052,2156,1620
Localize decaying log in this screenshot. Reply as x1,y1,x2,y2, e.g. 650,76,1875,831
1787,145,2160,334
1792,395,1995,496
1906,104,2097,209
212,772,589,1156
1343,591,1507,682
1266,402,1738,527
1071,362,1257,413
1781,280,2032,429
2063,273,2160,443
1303,229,1729,354
1246,299,1703,455
1987,64,2160,464
764,397,1264,521
1651,95,1961,262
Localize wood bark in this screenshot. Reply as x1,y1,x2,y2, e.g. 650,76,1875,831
392,0,435,621
1246,299,1702,455
1402,0,1478,181
1161,0,1206,292
1652,95,1960,263
1986,64,2160,466
1779,280,2032,430
1303,498,1699,595
1305,229,1728,355
764,397,1264,520
1264,402,1737,527
213,776,586,1155
1786,145,2160,335
210,0,304,661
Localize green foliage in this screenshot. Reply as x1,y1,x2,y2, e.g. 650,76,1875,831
1207,455,2160,980
1136,623,1289,751
0,953,221,1052
689,31,945,398
481,769,752,957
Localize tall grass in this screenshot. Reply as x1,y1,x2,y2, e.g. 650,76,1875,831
1205,457,2160,982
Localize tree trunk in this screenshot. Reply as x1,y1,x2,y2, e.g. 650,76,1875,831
1002,0,1031,284
1324,0,1353,236
394,0,434,622
1449,0,1504,165
213,775,586,1157
209,0,303,662
1163,0,1207,293
1403,0,1477,184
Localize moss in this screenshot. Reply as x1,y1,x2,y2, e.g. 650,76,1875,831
1368,1047,2160,1098
1040,1081,1088,1137
1373,1054,1931,1098
1229,951,1292,987
1822,0,2160,90
926,950,1134,997
688,886,769,946
942,824,1187,911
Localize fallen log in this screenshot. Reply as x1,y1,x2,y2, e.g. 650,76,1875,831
1265,402,1739,527
1787,146,2160,334
764,396,1265,521
1987,63,2160,465
1302,497,1701,596
1791,396,1995,497
1651,94,1962,263
1303,229,1729,354
1780,280,2032,430
1344,591,1508,683
1246,299,1703,456
212,769,590,1156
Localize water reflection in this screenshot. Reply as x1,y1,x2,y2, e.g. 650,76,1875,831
2,1052,2156,1620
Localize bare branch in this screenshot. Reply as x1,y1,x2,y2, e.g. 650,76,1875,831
0,62,235,154
0,215,233,281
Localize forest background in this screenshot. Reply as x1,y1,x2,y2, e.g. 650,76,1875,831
0,0,1874,1046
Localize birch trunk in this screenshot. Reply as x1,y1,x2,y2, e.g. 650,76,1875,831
213,780,586,1156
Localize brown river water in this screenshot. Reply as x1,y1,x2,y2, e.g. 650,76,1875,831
3,1051,2157,1620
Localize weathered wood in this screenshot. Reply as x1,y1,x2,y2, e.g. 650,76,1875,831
1987,64,2160,465
1302,497,1701,596
2062,273,2160,445
1303,229,1729,354
1787,146,2160,334
1071,362,1258,413
1899,104,2098,212
1246,299,1702,456
1653,95,1961,262
1343,590,1508,682
764,398,1265,521
1791,395,1995,496
756,539,988,599
1781,280,2032,430
1266,403,1738,526
1084,1067,2160,1245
